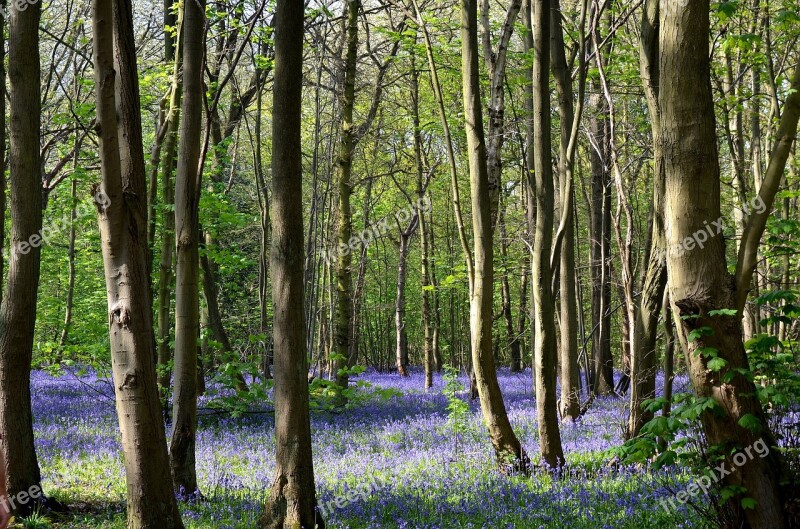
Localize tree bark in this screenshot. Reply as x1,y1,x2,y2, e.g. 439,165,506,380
660,1,790,526
550,0,586,421
530,0,565,469
394,218,418,376
259,0,324,524
462,0,529,473
332,0,360,391
627,0,668,439
156,3,184,401
480,0,521,226
92,0,185,526
170,0,205,497
410,49,434,388
587,89,613,395
60,133,81,348
0,0,6,302
0,1,43,513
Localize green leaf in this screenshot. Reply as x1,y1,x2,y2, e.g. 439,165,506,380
708,308,737,317
737,413,761,433
741,497,757,510
688,327,714,342
708,357,728,371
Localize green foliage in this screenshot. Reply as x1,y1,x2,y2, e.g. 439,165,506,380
442,365,470,443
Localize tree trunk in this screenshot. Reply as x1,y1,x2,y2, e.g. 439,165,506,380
395,222,417,377
513,255,529,373
332,0,359,391
499,203,521,374
169,0,205,497
661,290,674,418
522,0,536,379
530,0,565,469
550,0,584,421
627,0,668,439
0,1,43,513
410,52,434,388
199,241,248,393
587,89,613,395
480,0,521,226
157,4,184,401
660,2,789,526
0,0,6,302
259,0,324,524
92,0,185,526
59,159,79,347
462,0,529,473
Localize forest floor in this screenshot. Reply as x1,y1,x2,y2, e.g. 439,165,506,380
28,367,704,528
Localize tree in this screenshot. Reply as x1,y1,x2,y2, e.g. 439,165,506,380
530,0,565,469
550,0,588,421
332,0,399,389
627,0,668,439
0,0,44,514
92,0,184,526
170,0,206,496
394,213,419,377
461,0,529,473
259,0,324,526
156,0,184,402
660,0,798,526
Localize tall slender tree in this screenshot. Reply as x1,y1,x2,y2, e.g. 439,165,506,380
530,0,565,468
461,0,529,473
0,0,44,513
260,0,324,525
92,0,184,526
170,0,206,496
156,0,184,401
627,0,668,439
